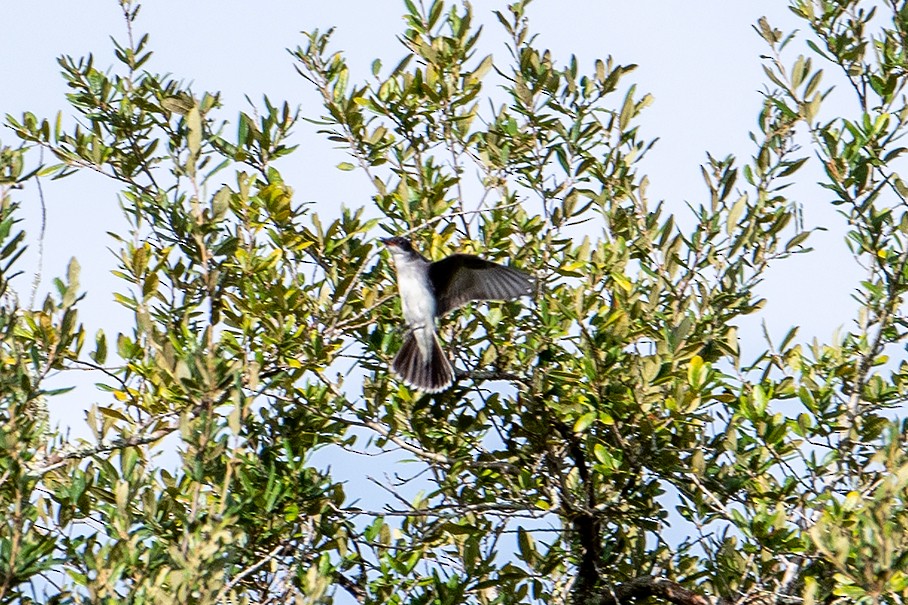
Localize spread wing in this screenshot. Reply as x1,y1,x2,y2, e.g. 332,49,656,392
428,254,533,316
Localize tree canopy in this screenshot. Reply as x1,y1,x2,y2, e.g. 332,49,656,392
3,1,908,604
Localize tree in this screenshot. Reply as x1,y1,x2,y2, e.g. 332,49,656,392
2,0,908,603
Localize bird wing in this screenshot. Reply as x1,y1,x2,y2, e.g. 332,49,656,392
428,254,533,316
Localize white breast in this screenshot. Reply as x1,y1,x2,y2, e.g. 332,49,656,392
394,258,437,327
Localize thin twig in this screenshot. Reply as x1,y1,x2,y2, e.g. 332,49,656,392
215,543,288,602
28,410,178,475
28,147,47,309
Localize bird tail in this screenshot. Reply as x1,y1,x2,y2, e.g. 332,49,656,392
391,331,454,393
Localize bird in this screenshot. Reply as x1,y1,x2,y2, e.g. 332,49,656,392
381,236,534,393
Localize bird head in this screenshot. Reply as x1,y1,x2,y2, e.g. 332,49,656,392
381,237,415,254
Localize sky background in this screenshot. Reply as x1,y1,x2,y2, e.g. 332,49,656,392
1,0,858,504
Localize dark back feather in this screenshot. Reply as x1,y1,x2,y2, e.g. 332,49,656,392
428,254,533,316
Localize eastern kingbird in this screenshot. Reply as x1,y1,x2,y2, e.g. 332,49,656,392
381,237,534,393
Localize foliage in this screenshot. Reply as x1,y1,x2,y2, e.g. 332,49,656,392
3,0,908,604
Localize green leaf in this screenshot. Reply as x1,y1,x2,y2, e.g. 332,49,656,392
98,406,129,422
92,330,107,365
187,103,202,164
687,355,707,389
727,195,747,235
517,527,536,565
785,230,811,251
63,257,80,307
752,385,768,415
573,412,596,433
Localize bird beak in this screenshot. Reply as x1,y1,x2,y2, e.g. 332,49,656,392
380,238,394,247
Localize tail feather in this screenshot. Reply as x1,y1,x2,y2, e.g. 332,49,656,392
391,332,454,393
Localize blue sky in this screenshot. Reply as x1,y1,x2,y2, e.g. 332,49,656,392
1,2,856,443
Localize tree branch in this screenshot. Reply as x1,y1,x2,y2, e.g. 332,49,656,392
586,576,729,605
27,411,178,476
215,543,288,603
335,570,366,603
